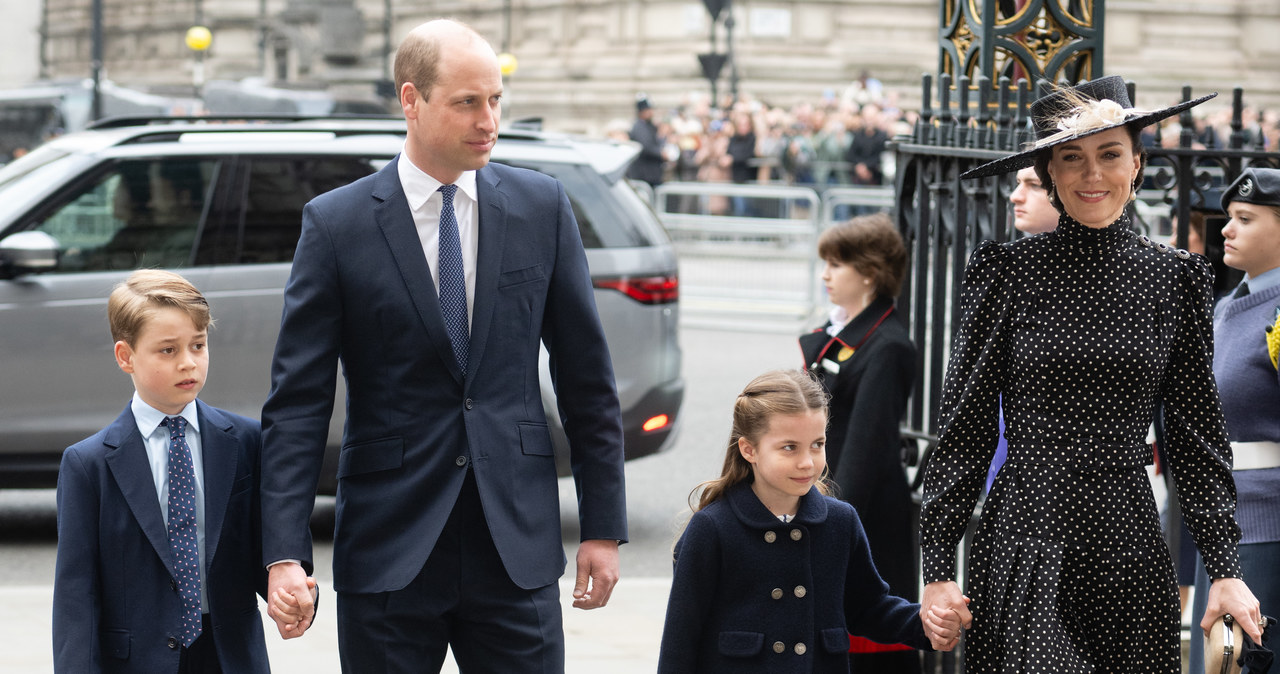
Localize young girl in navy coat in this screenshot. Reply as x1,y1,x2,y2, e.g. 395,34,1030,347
657,370,961,673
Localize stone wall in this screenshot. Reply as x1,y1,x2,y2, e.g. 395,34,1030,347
29,0,1280,134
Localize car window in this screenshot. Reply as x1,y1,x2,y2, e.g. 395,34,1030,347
497,160,656,249
197,156,380,265
29,157,216,272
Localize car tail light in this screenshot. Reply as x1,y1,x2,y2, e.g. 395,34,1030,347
592,275,678,305
642,414,670,432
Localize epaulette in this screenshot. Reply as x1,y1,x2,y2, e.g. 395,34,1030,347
1137,235,1192,260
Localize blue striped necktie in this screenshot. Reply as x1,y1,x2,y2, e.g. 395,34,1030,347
438,184,469,373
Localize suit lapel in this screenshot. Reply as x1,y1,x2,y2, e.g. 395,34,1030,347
103,408,176,576
197,401,235,567
467,165,508,387
372,156,463,385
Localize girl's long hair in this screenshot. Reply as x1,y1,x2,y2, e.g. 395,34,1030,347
688,369,831,512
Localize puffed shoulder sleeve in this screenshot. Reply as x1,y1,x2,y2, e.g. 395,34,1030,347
1161,254,1241,579
921,240,1012,583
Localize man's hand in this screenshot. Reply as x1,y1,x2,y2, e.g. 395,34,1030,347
572,539,619,610
1201,577,1263,644
267,561,316,639
920,580,972,651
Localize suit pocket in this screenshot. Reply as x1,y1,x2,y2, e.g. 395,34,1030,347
230,472,253,496
337,437,404,478
717,631,763,657
518,423,553,457
821,627,850,653
102,628,130,660
498,264,545,289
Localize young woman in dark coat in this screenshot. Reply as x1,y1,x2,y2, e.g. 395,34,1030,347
798,213,919,671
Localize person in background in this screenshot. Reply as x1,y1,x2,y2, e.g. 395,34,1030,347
627,95,666,188
658,370,960,672
799,213,920,671
1009,166,1061,236
922,75,1261,670
1188,167,1280,671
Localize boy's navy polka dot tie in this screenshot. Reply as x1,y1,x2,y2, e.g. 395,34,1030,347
163,416,203,647
438,184,469,373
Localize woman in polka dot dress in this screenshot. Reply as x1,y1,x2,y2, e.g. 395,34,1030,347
919,76,1264,671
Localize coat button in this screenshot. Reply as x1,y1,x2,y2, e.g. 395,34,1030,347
455,455,468,467
794,585,807,598
794,642,807,655
763,531,777,543
790,528,802,541
167,636,178,649
772,641,786,654
464,398,474,410
770,588,783,600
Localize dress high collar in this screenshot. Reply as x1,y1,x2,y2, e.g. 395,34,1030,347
1052,212,1134,249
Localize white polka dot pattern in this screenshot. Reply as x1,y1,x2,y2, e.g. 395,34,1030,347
920,215,1242,670
164,416,203,647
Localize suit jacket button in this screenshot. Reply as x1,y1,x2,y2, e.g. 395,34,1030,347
790,528,802,541
794,642,807,655
770,588,783,600
167,636,178,649
763,531,777,543
772,641,786,654
455,455,468,467
794,585,807,598
464,398,474,410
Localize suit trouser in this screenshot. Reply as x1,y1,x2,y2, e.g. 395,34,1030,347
337,469,565,673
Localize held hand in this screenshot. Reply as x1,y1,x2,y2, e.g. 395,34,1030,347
572,539,620,610
267,562,315,639
920,580,972,651
923,606,964,651
1201,577,1263,644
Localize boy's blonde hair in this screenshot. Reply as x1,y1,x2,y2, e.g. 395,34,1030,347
108,270,212,346
690,369,831,512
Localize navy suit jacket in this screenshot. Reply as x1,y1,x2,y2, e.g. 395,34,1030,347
260,157,627,593
53,401,269,673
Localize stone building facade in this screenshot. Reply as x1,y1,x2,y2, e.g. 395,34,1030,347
30,0,1280,135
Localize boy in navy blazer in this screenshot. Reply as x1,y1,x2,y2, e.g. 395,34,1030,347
53,270,311,673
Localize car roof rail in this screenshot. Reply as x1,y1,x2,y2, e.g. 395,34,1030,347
85,113,404,130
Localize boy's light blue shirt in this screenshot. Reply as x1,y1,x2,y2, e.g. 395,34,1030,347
131,392,208,611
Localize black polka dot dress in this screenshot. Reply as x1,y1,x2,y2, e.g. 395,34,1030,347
920,214,1242,672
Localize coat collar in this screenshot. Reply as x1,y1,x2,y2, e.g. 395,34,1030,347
831,294,896,347
725,481,828,529
370,157,507,388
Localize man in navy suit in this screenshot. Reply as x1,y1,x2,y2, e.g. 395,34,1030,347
53,270,301,673
259,19,628,671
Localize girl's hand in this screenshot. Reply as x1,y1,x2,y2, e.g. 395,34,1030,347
921,581,972,651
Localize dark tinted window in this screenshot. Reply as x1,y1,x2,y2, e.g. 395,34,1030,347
198,156,379,265
30,157,216,272
497,160,659,249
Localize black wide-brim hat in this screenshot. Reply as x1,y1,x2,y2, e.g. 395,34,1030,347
960,75,1216,180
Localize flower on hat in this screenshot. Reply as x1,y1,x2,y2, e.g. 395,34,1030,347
1034,98,1149,149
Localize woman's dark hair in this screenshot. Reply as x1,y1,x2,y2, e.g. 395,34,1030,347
816,212,907,298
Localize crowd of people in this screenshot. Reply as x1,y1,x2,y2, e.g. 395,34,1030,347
613,83,1280,201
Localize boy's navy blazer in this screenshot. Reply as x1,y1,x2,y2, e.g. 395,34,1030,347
260,157,627,594
53,400,269,673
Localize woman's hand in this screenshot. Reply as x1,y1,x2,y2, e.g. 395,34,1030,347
921,580,972,651
1201,577,1263,643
